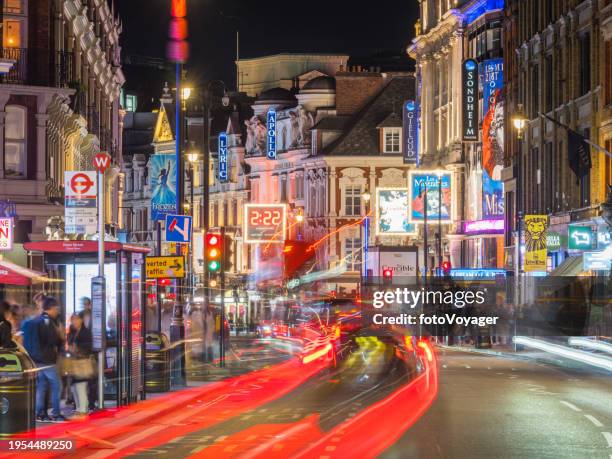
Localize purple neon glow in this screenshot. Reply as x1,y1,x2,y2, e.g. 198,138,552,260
464,219,505,233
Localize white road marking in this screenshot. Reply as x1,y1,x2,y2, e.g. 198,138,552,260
191,446,207,454
442,364,448,368
464,365,471,369
560,401,582,412
487,367,491,370
496,372,504,375
241,414,253,420
602,432,612,447
585,415,604,427
215,435,228,442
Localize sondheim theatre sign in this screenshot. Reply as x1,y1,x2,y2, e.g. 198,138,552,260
462,59,478,141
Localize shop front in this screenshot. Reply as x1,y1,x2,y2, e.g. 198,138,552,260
23,240,150,406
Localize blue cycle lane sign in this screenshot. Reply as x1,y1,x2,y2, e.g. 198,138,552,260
165,214,192,243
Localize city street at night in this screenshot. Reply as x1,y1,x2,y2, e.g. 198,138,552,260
0,0,611,458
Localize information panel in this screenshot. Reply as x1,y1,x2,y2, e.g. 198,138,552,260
244,204,286,243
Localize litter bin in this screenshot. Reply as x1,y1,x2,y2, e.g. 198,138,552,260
145,333,170,393
0,350,36,436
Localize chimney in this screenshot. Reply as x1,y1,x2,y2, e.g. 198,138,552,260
335,72,386,116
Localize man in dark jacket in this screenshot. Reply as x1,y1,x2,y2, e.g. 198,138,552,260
29,297,66,422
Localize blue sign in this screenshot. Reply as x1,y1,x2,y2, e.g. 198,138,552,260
165,214,192,243
219,132,228,182
583,251,611,271
403,100,418,165
480,58,503,115
267,109,277,160
450,269,506,279
150,154,178,221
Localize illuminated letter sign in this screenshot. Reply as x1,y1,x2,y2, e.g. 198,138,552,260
403,100,418,164
0,218,13,251
218,132,228,182
267,109,277,160
462,59,478,141
244,204,286,243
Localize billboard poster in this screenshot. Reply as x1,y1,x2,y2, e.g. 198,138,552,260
150,153,178,221
218,132,228,182
64,171,97,234
402,100,418,164
267,109,277,160
524,215,548,272
462,59,478,141
481,58,505,218
375,188,417,236
408,171,453,223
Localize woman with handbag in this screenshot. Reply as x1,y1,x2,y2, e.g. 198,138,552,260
67,312,94,416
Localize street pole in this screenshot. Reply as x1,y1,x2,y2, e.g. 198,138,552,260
423,182,428,281
97,168,105,410
219,226,226,368
438,174,442,274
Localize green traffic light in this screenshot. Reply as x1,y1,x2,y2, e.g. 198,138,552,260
208,260,220,271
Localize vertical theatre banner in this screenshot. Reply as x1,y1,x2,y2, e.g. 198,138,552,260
524,215,548,272
462,59,478,141
403,100,418,164
408,171,453,223
375,188,416,235
219,132,228,182
267,109,277,160
150,153,178,221
481,58,505,218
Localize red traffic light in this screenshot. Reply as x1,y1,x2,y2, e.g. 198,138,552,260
442,261,451,274
382,268,393,278
206,233,221,247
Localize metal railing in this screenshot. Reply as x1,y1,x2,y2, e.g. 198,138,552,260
0,47,27,84
0,48,74,87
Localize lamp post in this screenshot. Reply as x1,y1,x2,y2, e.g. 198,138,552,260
187,150,199,302
296,209,304,241
436,170,443,275
361,191,371,291
512,104,527,310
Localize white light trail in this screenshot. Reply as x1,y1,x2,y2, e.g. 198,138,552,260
568,337,612,355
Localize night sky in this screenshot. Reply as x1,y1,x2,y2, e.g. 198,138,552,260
116,0,419,87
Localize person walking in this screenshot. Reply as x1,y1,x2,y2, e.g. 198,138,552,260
26,297,66,422
66,312,93,416
0,301,16,349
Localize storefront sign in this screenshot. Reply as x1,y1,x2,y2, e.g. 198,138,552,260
450,269,506,279
64,171,97,234
462,59,478,141
597,229,611,249
267,109,277,160
524,215,548,272
583,251,611,271
375,188,416,236
546,231,565,251
145,256,185,279
218,132,228,182
244,204,286,243
464,219,504,234
150,154,178,221
0,218,13,251
403,100,418,164
568,225,596,250
408,171,453,223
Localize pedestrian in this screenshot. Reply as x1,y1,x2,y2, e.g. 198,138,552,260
0,301,16,349
66,312,94,416
26,297,66,422
79,297,92,329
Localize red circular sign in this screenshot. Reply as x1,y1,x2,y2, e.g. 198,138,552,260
93,152,111,173
70,173,94,195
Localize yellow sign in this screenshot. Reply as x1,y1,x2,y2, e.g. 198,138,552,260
524,215,548,272
145,256,185,279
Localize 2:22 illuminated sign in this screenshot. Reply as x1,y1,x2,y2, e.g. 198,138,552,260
244,204,286,243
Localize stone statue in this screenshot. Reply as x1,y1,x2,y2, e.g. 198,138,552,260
297,106,314,146
289,111,300,148
244,117,257,154
254,117,267,154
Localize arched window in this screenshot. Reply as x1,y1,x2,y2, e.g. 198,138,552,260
4,105,26,178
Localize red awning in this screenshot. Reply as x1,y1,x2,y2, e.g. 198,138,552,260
24,240,150,254
0,259,52,286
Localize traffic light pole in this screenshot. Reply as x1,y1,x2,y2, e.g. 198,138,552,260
219,226,226,368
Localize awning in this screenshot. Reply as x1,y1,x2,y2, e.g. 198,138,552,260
0,259,55,286
550,255,583,276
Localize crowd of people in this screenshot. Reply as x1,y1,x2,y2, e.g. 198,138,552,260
0,293,96,422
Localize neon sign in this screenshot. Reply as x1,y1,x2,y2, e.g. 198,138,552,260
403,100,418,164
462,59,478,141
244,204,286,243
267,109,277,160
218,132,228,182
464,219,504,234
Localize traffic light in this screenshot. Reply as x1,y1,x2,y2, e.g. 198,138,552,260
224,234,234,272
442,261,451,276
205,233,222,273
382,268,393,285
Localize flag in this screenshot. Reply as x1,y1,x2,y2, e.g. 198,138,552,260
541,113,592,184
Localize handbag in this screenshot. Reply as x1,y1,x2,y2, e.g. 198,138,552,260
61,328,96,379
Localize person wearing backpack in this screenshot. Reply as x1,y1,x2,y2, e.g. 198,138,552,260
27,297,66,422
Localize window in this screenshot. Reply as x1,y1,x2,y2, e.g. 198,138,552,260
4,105,26,178
580,129,591,206
4,0,24,14
296,173,304,199
580,33,591,96
545,55,553,112
545,142,553,212
344,237,362,272
345,186,362,216
383,128,401,153
531,64,539,118
2,19,23,47
125,95,137,112
606,41,612,106
232,200,238,226
280,174,287,202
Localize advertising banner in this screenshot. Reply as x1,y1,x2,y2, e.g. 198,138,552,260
267,109,277,160
150,153,178,221
64,171,97,234
481,58,505,218
376,189,416,236
408,171,453,223
524,215,548,272
462,59,478,141
219,132,228,182
0,218,13,251
402,100,418,164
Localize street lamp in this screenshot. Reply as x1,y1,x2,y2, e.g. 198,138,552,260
512,104,528,312
295,209,304,241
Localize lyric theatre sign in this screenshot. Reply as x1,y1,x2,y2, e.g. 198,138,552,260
462,59,478,141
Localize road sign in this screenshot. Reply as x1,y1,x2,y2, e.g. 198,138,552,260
93,152,111,173
91,276,106,351
165,214,192,243
0,218,13,251
583,251,611,271
65,171,97,234
146,256,185,278
568,225,596,250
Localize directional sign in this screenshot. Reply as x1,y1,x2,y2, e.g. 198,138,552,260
65,171,97,234
93,152,111,173
583,251,611,271
568,225,596,250
165,214,192,243
145,256,185,279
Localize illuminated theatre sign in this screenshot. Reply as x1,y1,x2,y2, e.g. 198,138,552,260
403,100,418,164
462,59,478,141
244,204,286,243
267,109,277,160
